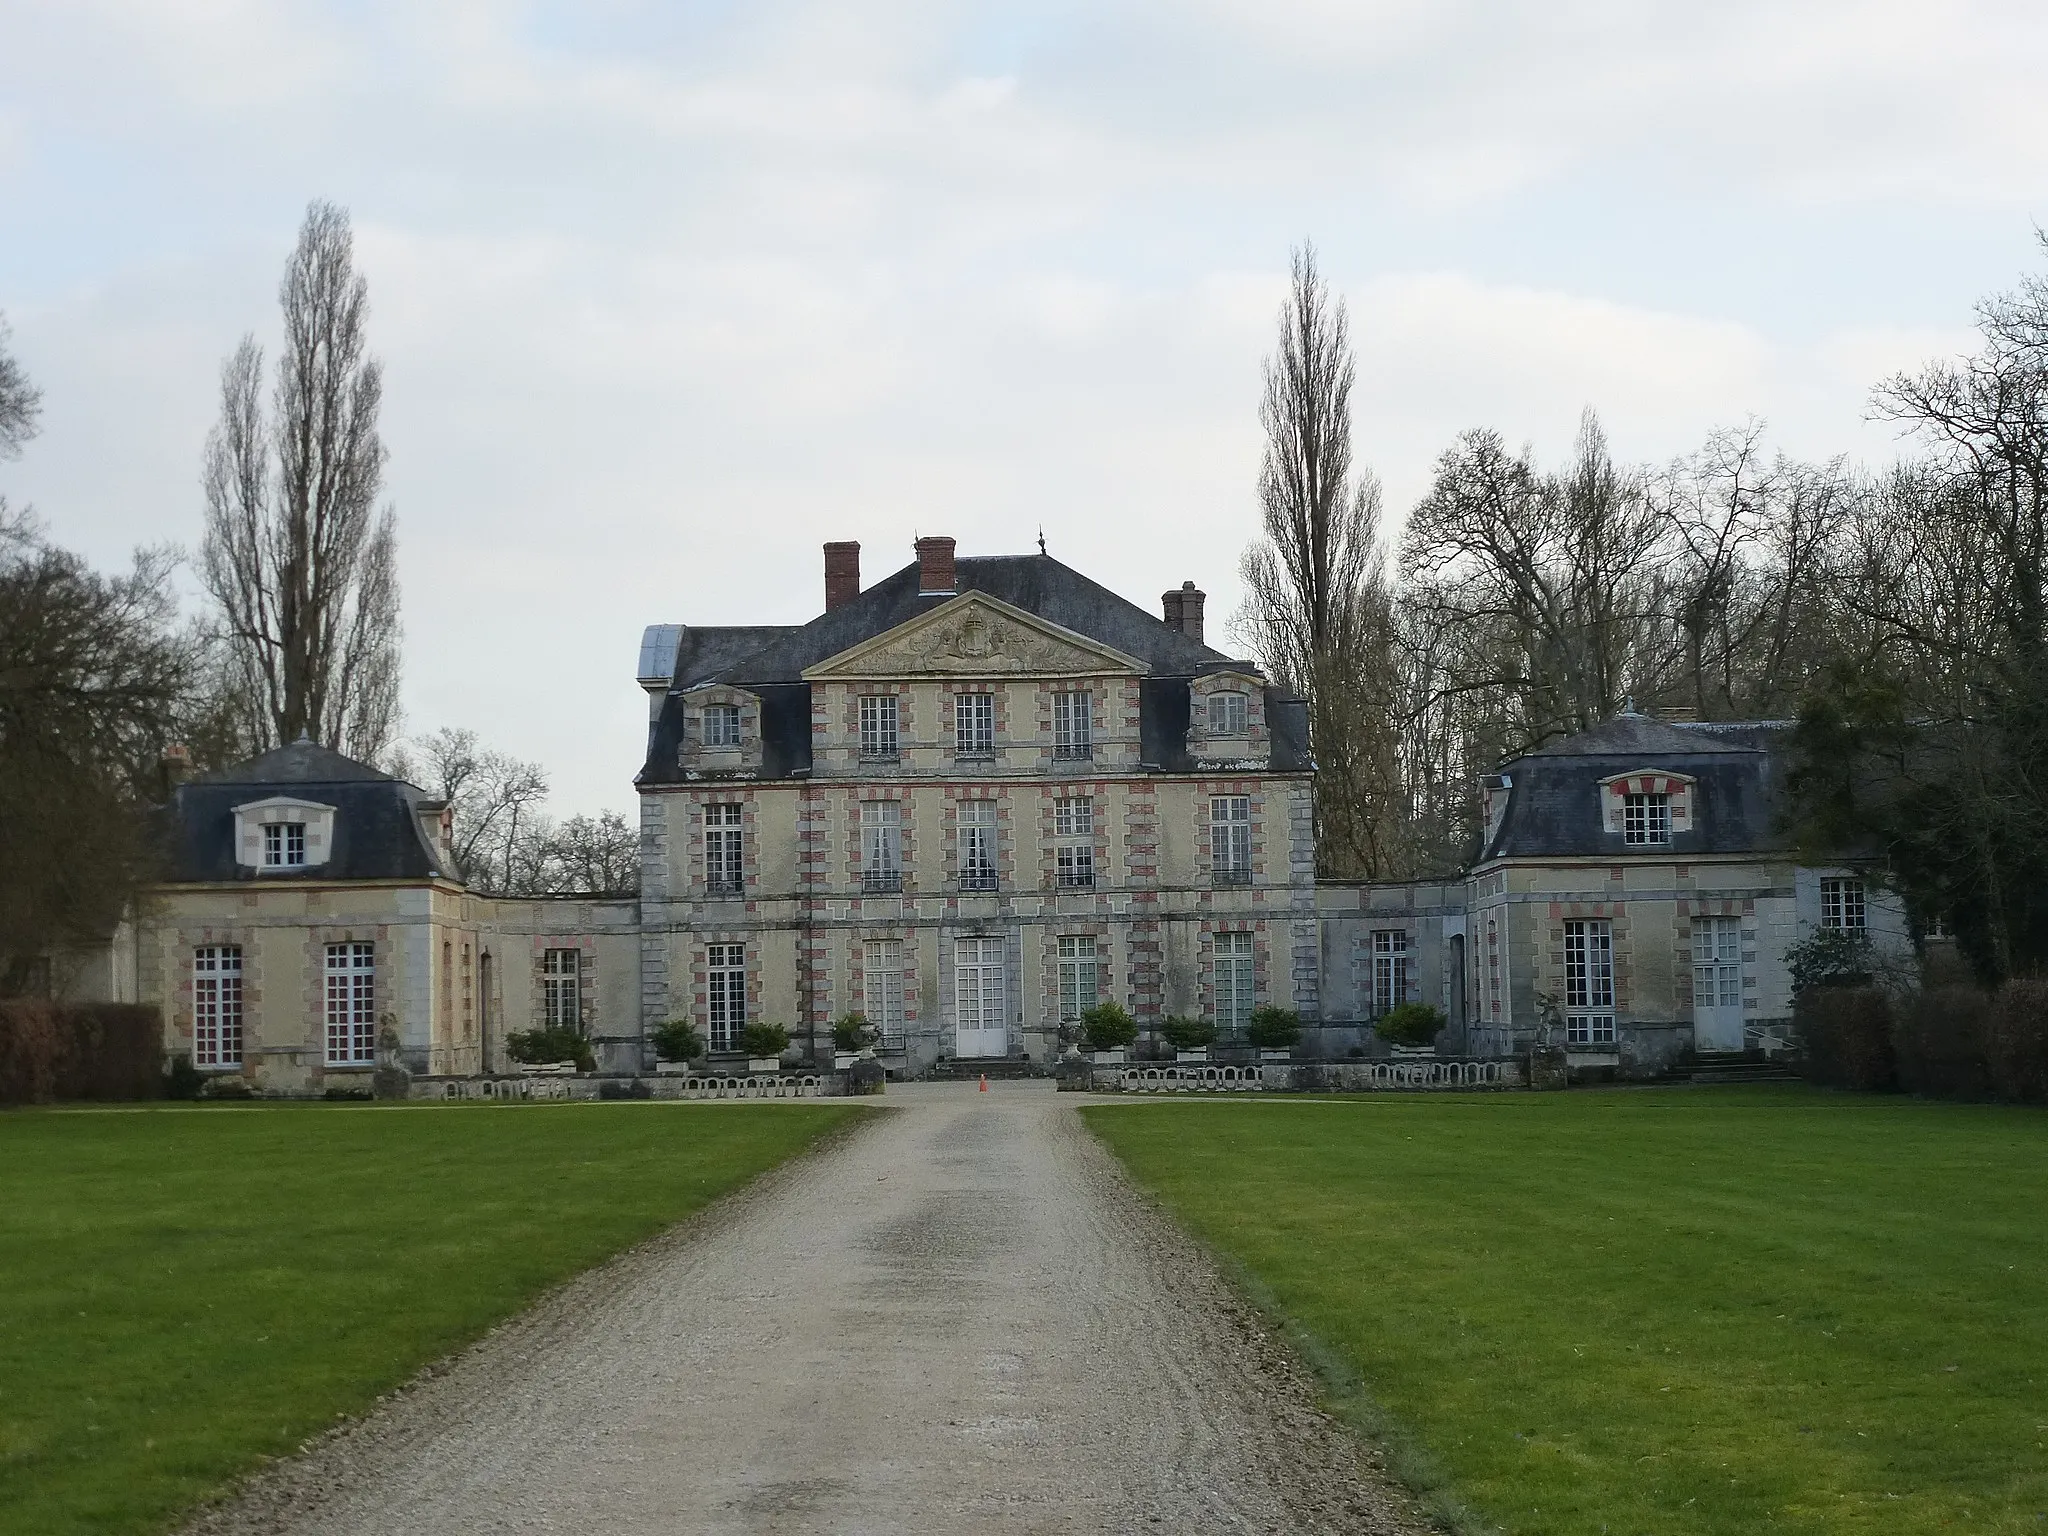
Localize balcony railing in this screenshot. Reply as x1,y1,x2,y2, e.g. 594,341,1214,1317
705,877,744,898
862,870,904,895
1056,870,1094,889
1052,741,1093,761
959,866,999,892
1211,866,1253,888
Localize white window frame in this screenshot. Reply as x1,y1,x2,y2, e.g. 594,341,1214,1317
706,943,746,1050
958,799,998,890
1623,792,1671,846
1370,930,1410,1017
1057,935,1100,1021
324,942,376,1066
1055,796,1095,888
1563,920,1616,1045
192,945,243,1070
955,692,995,757
1052,690,1093,759
1691,916,1742,1010
954,935,1007,1042
858,694,899,759
863,939,905,1042
1208,691,1249,736
1213,930,1255,1033
542,948,581,1030
702,702,742,748
862,800,903,893
705,802,744,895
1821,877,1867,931
1210,795,1252,884
263,821,307,868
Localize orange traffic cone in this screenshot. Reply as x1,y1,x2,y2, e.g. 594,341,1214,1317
979,1074,988,1092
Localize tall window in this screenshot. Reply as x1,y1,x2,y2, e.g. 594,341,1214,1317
192,946,243,1069
1208,692,1249,736
958,800,997,890
324,942,376,1066
263,821,306,868
863,939,905,1041
1623,792,1671,845
543,948,581,1029
955,692,995,757
1370,930,1410,1017
1821,877,1866,930
1210,795,1252,884
1052,690,1092,759
703,702,741,748
1691,917,1741,1009
862,800,903,893
1563,920,1616,1045
1213,931,1255,1033
706,943,746,1049
1057,935,1100,1021
705,803,744,895
1055,796,1095,888
859,694,900,759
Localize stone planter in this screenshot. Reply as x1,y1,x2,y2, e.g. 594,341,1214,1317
833,1051,858,1071
518,1061,580,1077
1175,1048,1211,1063
654,1060,691,1075
1258,1048,1292,1063
1388,1045,1436,1060
748,1056,782,1074
1090,1048,1128,1065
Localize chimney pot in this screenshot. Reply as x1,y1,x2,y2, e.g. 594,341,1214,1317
824,541,861,611
1164,580,1206,643
915,535,957,595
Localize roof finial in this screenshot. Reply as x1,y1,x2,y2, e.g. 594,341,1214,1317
1623,695,1638,716
1037,525,1047,556
295,727,312,743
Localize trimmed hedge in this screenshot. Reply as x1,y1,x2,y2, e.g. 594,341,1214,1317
1796,981,2048,1104
0,1002,164,1104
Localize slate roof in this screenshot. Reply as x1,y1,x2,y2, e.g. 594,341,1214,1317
638,553,1308,783
1482,713,1785,861
166,741,447,883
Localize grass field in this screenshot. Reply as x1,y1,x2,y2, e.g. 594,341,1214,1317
1084,1087,2048,1536
0,1099,865,1536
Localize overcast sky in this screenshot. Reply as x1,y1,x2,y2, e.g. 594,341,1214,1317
3,1,2044,816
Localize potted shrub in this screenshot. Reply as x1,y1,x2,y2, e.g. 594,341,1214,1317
831,1011,880,1069
506,1025,594,1074
652,1019,705,1073
1375,1002,1446,1057
1160,1013,1216,1062
742,1021,790,1073
1080,1001,1139,1064
1246,1004,1301,1062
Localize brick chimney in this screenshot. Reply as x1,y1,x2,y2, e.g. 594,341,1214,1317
824,541,861,611
916,535,957,595
1162,580,1206,643
159,742,193,797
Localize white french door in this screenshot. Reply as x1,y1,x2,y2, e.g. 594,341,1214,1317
954,936,1009,1058
1691,916,1744,1052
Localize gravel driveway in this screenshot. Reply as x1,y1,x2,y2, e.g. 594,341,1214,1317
191,1082,1426,1535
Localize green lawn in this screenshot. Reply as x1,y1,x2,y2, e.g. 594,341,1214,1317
1084,1088,2048,1536
0,1100,865,1536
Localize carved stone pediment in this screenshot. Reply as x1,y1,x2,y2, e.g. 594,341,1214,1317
803,594,1147,680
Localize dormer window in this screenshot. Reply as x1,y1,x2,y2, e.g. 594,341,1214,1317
704,703,742,748
1623,793,1670,845
1208,692,1249,736
263,821,307,867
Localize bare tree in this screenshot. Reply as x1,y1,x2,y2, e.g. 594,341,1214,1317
544,812,641,897
1237,243,1407,878
389,727,549,892
0,312,41,460
200,200,401,762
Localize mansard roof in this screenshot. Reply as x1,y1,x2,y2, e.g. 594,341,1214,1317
637,551,1309,783
1481,714,1788,862
166,740,446,883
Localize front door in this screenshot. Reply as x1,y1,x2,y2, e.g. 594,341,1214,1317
1691,916,1744,1052
954,936,1009,1058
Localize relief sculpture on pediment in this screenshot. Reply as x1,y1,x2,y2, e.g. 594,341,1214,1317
858,611,1086,675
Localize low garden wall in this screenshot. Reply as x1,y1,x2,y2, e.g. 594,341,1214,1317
1061,1056,1527,1094
412,1070,842,1102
